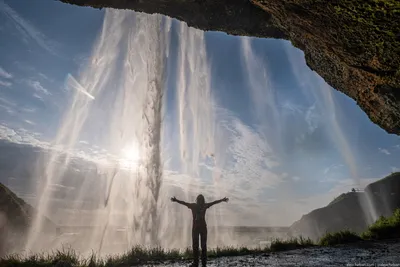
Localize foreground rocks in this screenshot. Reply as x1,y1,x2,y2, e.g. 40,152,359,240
144,239,400,267
60,0,400,135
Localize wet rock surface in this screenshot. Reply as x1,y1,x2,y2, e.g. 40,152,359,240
144,240,400,267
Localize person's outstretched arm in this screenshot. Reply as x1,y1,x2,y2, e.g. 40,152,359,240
171,196,193,208
206,197,229,208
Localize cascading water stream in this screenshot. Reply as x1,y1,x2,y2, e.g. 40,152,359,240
283,43,379,225
18,5,381,258
24,8,229,255
25,10,169,254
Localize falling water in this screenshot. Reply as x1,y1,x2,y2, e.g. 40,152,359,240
19,5,380,258
23,8,239,255
25,10,168,253
283,43,379,225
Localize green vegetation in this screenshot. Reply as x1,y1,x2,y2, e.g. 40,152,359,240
331,0,400,69
1,246,269,267
2,209,400,266
318,208,400,246
362,209,400,240
319,230,362,246
270,236,314,251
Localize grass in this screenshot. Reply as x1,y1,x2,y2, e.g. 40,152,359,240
1,246,269,267
3,209,400,266
270,236,314,252
319,208,400,246
319,230,362,246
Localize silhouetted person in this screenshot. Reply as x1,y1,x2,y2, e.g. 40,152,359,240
171,194,228,267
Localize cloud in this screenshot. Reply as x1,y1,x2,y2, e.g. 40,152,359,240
0,66,12,79
281,101,303,114
0,80,12,87
196,112,284,208
323,164,344,175
305,103,319,133
0,124,47,147
0,1,58,55
0,97,15,114
38,72,54,83
24,120,35,125
27,80,51,95
0,96,15,106
33,93,44,101
378,148,390,155
0,103,14,114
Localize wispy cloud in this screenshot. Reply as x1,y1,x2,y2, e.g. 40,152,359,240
27,80,51,95
0,80,12,87
38,72,54,83
323,164,344,175
281,101,303,115
378,148,391,155
0,103,14,114
0,1,58,55
199,111,284,206
24,119,35,125
33,93,44,101
0,66,12,79
0,124,46,146
0,96,15,106
305,103,319,133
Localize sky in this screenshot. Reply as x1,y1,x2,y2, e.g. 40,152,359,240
0,0,400,228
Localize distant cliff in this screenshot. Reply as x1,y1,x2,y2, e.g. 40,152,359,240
59,0,400,135
0,183,56,256
289,172,400,241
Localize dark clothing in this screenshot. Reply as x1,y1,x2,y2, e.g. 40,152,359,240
188,204,208,267
174,199,224,267
192,224,207,267
189,204,207,228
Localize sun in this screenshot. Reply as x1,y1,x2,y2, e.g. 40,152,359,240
119,142,141,169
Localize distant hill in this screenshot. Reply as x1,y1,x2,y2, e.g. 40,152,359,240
365,172,400,217
0,182,56,256
288,173,400,241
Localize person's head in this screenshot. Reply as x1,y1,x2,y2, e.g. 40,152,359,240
196,194,205,205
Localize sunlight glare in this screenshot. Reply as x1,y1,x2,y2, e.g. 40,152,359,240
120,142,141,169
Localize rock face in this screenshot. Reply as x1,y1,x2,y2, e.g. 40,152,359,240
60,0,400,135
288,172,400,241
0,183,56,256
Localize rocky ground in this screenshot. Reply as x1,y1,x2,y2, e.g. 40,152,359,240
143,240,400,267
